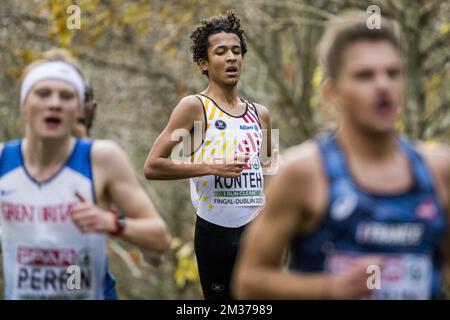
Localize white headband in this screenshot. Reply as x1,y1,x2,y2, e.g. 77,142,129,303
20,61,85,107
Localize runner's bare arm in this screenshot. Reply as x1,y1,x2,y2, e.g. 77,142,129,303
234,144,377,299
254,104,272,165
233,153,330,299
93,140,171,253
418,143,450,291
254,104,276,186
144,96,248,180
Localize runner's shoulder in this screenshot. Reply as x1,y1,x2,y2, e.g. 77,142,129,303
91,139,128,167
170,95,204,123
251,103,270,122
175,95,204,113
278,140,322,186
416,141,450,181
252,103,269,114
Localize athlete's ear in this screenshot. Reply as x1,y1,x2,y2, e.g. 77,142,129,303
21,102,30,120
322,78,337,106
198,58,208,74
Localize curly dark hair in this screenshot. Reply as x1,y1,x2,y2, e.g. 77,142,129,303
190,10,247,76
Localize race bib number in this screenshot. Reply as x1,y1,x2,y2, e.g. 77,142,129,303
12,245,95,300
212,156,264,207
325,252,432,300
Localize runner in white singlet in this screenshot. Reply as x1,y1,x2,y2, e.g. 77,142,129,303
0,53,171,300
144,11,273,300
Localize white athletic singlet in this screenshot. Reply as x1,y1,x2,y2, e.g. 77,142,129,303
189,94,265,228
0,139,106,299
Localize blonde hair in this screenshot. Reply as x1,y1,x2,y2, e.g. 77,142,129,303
21,48,96,138
22,48,84,81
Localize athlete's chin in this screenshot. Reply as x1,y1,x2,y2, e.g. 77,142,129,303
222,77,240,86
37,129,70,141
358,116,396,134
365,124,396,136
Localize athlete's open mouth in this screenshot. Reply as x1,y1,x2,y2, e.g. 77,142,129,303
375,98,394,117
44,116,62,127
225,66,238,72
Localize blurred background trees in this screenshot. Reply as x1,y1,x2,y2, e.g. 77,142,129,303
0,0,448,299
